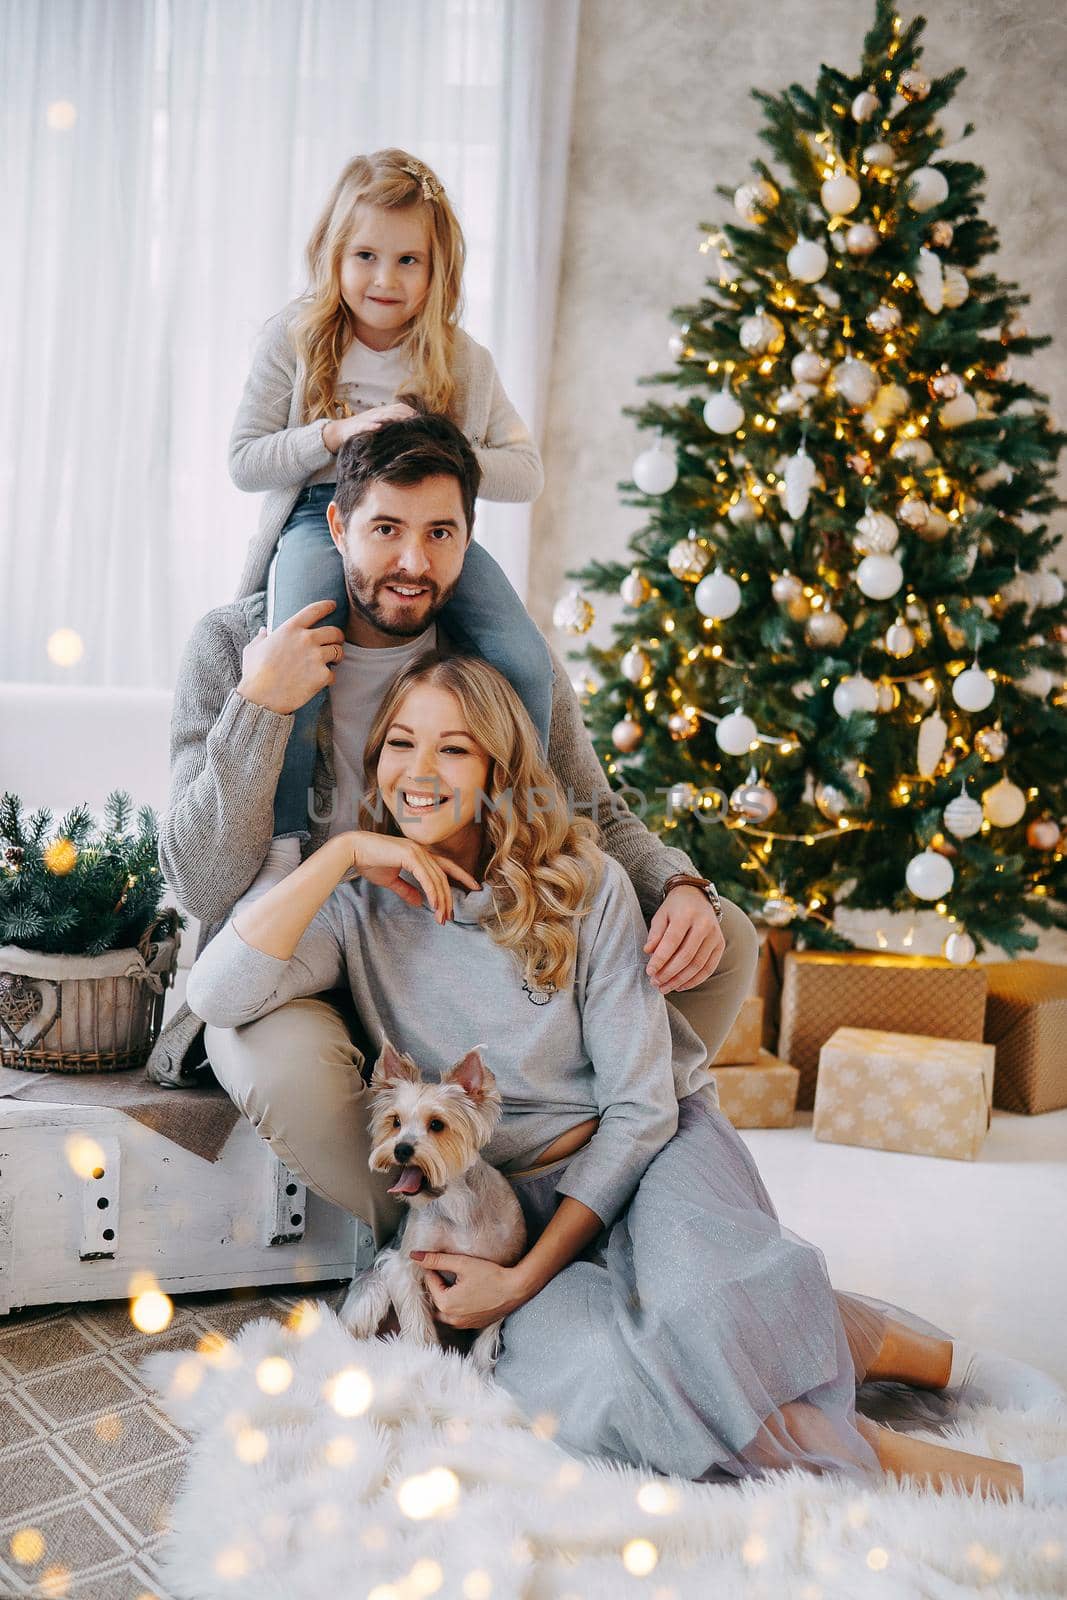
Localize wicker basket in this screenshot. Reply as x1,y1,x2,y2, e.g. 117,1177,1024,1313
0,910,181,1073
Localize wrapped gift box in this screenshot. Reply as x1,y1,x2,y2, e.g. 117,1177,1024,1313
983,961,1067,1114
752,928,793,1050
814,1027,996,1161
712,1050,799,1128
778,952,988,1109
710,993,763,1066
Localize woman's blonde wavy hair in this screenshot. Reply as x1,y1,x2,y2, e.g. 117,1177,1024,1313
294,149,465,422
358,652,605,994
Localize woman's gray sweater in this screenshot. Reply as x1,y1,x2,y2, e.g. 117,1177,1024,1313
186,854,713,1228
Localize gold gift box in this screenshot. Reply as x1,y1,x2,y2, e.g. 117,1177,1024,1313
712,1050,799,1128
814,1026,996,1162
983,961,1067,1115
778,951,988,1109
710,993,763,1065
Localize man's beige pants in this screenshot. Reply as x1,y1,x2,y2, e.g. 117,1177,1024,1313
205,898,759,1248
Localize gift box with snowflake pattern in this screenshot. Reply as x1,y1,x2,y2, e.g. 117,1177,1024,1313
813,1027,996,1162
711,1050,799,1128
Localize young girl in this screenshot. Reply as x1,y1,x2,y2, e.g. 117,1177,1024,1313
228,148,550,864
187,651,1066,1504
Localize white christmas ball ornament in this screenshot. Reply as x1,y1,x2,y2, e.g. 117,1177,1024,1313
855,510,899,554
787,236,829,283
864,141,897,170
940,393,978,428
906,850,955,901
845,223,880,258
944,790,984,839
694,568,742,620
833,675,879,716
620,647,651,684
791,348,830,385
716,709,758,756
952,665,995,712
852,88,880,122
1037,571,1066,607
703,388,745,436
632,444,677,495
734,179,778,222
944,930,977,966
907,165,950,212
942,267,970,308
1022,667,1054,699
856,553,904,600
832,356,879,409
820,172,862,216
983,779,1027,827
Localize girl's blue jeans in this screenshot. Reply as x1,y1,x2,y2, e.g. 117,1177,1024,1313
267,484,555,838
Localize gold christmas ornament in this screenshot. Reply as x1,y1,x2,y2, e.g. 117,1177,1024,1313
739,310,786,355
761,895,797,927
786,593,813,623
729,780,779,822
975,725,1008,762
929,220,954,248
898,68,931,102
845,222,880,257
734,179,779,223
916,508,951,543
866,302,902,335
1027,817,1061,851
620,568,652,607
805,609,848,648
667,535,711,583
611,716,643,753
847,450,875,477
43,838,79,875
552,588,595,635
620,646,651,684
668,709,701,741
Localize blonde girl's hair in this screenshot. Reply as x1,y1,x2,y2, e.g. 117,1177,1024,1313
359,653,605,994
293,148,465,421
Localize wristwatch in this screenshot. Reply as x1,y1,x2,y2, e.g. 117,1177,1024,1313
661,872,723,923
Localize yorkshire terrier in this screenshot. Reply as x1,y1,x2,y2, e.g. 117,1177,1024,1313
339,1038,527,1372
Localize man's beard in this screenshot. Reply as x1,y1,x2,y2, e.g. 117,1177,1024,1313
342,560,460,638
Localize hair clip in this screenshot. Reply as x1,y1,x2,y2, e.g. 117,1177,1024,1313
400,158,443,202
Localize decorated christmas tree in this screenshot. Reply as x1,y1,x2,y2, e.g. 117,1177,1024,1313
560,0,1067,960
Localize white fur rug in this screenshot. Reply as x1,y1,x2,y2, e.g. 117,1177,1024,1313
141,1303,1067,1600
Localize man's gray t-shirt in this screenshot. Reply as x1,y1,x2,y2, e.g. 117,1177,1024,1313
324,621,438,837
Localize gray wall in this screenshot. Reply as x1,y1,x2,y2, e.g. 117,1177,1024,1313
532,0,1067,641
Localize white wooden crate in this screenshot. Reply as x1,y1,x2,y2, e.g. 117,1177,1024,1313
0,1095,376,1315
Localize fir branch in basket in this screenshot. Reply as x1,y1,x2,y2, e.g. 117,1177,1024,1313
0,790,186,957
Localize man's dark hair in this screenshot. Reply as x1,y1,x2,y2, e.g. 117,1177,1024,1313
333,411,482,537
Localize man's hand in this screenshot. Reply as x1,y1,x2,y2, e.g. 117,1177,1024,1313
236,600,346,715
410,1251,529,1329
643,885,725,994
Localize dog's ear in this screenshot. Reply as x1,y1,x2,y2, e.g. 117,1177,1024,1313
372,1037,421,1086
443,1046,492,1101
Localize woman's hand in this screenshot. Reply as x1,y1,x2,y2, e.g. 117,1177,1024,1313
410,1250,531,1329
644,885,726,993
344,830,481,924
324,403,419,453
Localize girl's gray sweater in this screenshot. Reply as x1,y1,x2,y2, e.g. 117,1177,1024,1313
186,854,713,1228
229,300,545,599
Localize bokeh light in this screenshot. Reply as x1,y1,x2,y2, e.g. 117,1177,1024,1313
234,1427,269,1464
742,1534,767,1566
324,1365,373,1417
10,1528,45,1564
130,1289,173,1334
462,1572,492,1600
866,1547,889,1572
47,627,84,666
396,1466,460,1520
46,100,77,130
637,1481,678,1515
64,1133,106,1179
255,1356,292,1394
622,1539,658,1576
287,1299,322,1337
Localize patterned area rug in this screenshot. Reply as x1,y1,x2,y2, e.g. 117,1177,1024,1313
0,1283,348,1600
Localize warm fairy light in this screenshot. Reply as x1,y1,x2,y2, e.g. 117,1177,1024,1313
130,1287,173,1334
287,1300,322,1337
936,901,948,915
256,1357,293,1395
10,1529,46,1565
325,1367,374,1417
885,342,897,355
637,1482,679,1514
868,1548,890,1572
46,100,77,130
396,1467,461,1519
64,1133,107,1179
47,627,84,667
708,360,719,374
622,1539,659,1575
214,1547,249,1580
462,1573,493,1600
235,1426,269,1463
742,1535,768,1565
664,618,675,632
408,1559,445,1595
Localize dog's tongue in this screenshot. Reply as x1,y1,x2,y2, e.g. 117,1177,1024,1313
388,1165,425,1196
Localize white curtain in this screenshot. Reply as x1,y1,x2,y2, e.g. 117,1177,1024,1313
0,0,580,689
